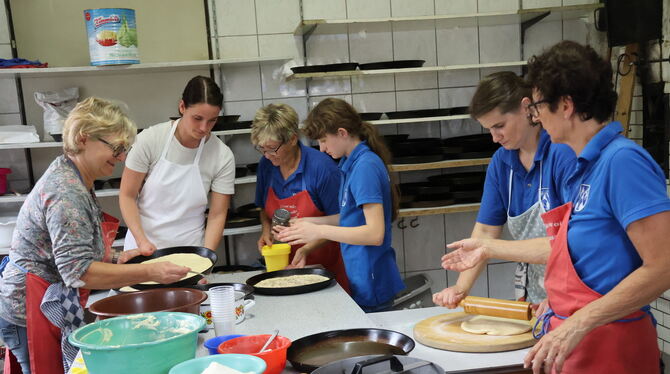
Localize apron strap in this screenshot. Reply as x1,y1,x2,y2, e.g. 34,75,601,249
0,257,28,275
532,305,652,339
507,168,513,216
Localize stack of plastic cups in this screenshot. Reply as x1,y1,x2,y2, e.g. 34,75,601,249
208,285,236,336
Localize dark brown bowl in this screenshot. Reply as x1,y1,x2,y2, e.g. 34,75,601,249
88,288,208,320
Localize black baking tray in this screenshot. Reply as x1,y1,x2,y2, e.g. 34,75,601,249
212,120,253,132
225,214,261,229
359,112,384,121
390,138,442,157
236,203,263,219
399,182,451,195
392,154,444,164
427,172,486,188
448,106,469,115
291,63,359,74
125,246,218,290
246,268,335,296
170,115,241,124
235,167,248,178
447,150,496,160
246,163,259,173
359,60,425,70
385,108,451,120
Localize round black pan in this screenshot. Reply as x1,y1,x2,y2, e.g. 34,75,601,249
359,60,425,70
312,355,444,374
125,246,218,290
287,328,415,373
245,268,335,296
291,63,359,74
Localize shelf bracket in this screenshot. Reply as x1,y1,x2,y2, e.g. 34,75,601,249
520,11,550,42
302,24,318,42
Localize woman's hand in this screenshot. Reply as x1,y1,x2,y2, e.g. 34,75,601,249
117,249,142,264
274,219,321,245
286,247,308,269
137,238,157,256
257,230,273,253
433,285,467,308
534,298,549,317
147,262,189,284
442,238,489,272
524,316,589,373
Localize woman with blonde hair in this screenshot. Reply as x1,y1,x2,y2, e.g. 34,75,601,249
275,98,404,312
251,103,349,292
0,97,189,373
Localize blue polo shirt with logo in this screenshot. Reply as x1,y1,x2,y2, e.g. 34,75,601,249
563,122,670,294
338,141,404,307
477,129,576,225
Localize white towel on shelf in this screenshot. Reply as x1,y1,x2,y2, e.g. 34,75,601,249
0,125,40,144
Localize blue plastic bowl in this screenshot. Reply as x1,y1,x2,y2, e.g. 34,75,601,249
168,353,266,374
69,312,205,374
204,335,246,355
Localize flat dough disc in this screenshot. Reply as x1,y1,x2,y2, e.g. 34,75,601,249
460,315,532,336
139,253,212,285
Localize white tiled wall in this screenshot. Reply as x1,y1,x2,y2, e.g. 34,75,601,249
210,0,604,304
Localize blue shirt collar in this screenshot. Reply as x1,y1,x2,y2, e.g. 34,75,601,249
578,121,623,162
339,141,369,174
501,128,551,173
273,141,308,185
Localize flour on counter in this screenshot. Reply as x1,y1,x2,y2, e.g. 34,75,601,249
201,362,253,374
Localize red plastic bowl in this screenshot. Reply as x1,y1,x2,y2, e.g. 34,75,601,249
218,334,291,374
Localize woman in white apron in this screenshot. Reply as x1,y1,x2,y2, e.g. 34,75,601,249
433,72,575,307
119,76,235,253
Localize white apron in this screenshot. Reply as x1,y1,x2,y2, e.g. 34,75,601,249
507,160,549,303
124,120,208,250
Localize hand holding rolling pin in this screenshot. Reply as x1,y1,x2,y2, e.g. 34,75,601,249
432,285,466,309
442,238,489,272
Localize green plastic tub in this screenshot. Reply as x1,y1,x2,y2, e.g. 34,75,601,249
69,312,205,374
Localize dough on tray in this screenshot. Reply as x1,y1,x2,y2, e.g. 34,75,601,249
255,274,328,288
139,253,212,285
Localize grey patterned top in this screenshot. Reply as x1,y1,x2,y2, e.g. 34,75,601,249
0,155,105,327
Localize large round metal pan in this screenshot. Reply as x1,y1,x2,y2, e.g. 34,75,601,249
246,268,335,296
287,328,415,373
312,355,444,374
359,60,425,70
125,246,218,290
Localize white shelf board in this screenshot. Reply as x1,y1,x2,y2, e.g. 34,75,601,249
212,128,252,136
95,189,120,198
295,3,602,34
389,158,491,172
224,224,262,236
399,202,481,217
0,194,27,203
0,141,62,150
370,114,469,125
0,247,8,255
235,175,257,185
287,60,527,80
0,56,293,78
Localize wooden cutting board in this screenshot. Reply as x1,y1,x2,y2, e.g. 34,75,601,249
413,312,537,353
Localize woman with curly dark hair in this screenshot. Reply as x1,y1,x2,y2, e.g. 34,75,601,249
441,41,670,373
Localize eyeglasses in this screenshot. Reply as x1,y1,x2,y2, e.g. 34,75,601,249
97,137,131,158
254,142,283,155
527,99,551,118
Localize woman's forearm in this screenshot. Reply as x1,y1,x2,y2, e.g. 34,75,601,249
455,223,503,292
80,261,150,289
307,214,339,225
484,237,551,264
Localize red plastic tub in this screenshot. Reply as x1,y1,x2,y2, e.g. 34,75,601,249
0,168,11,195
218,334,291,374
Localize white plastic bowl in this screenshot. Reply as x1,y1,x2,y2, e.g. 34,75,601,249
0,216,17,248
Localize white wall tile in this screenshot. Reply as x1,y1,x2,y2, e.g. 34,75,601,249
260,62,306,99
440,118,484,138
487,262,517,299
562,19,589,45
223,100,263,121
255,0,301,34
396,89,439,110
435,0,477,15
0,79,19,113
0,113,21,125
308,95,353,110
448,268,489,297
258,34,301,59
438,71,481,88
391,0,434,17
349,23,393,64
351,75,396,94
478,0,519,12
393,21,438,90
665,312,670,328
562,0,597,5
218,35,259,59
397,121,441,139
392,224,405,273
658,325,670,343
302,0,347,20
220,65,262,101
403,214,446,272
628,124,643,139
436,20,479,66
479,24,521,63
444,211,477,243
262,97,308,123
663,289,670,299
651,309,664,327
522,0,561,8
396,72,439,91
523,20,562,60
439,86,478,109
664,340,670,355
0,44,12,59
216,0,257,36
346,0,391,19
352,92,396,113
306,25,350,64
657,298,670,314
405,269,447,305
308,77,352,96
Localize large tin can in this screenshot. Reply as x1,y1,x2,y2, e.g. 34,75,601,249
84,8,139,66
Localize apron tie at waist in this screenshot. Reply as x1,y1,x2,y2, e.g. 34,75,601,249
532,306,653,339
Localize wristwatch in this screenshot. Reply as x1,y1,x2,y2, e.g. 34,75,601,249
112,249,122,264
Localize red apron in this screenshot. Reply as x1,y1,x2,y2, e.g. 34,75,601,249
265,187,350,294
539,202,659,373
10,214,119,374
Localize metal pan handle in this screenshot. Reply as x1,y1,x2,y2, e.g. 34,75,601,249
350,355,403,374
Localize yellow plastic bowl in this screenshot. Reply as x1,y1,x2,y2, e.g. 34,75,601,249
262,244,291,272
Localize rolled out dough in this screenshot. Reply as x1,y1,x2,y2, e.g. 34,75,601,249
139,253,212,285
460,315,531,336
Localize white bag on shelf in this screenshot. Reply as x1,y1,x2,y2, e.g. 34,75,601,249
0,125,40,144
34,87,79,141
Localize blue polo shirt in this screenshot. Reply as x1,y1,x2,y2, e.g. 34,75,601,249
338,141,404,307
563,122,670,294
255,142,340,215
477,130,576,225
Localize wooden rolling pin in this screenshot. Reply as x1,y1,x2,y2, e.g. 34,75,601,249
459,296,532,321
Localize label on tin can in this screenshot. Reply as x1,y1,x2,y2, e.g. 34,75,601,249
84,8,139,66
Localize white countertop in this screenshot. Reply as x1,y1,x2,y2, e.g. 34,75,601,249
73,271,529,373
